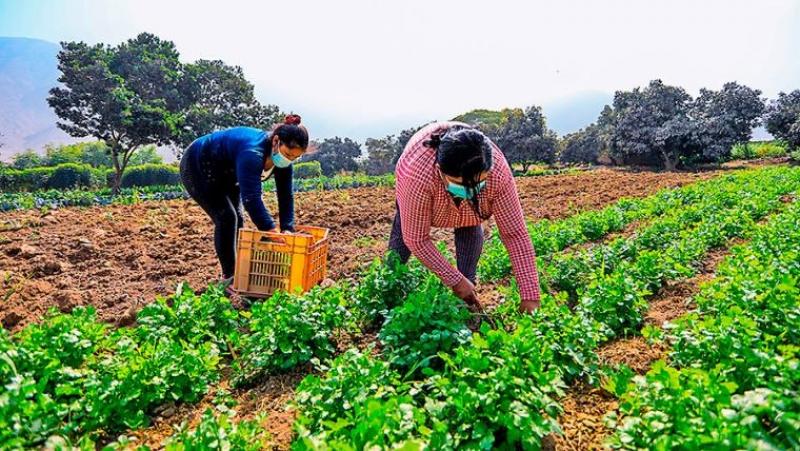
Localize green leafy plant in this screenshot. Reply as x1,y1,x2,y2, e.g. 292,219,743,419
164,409,269,451
233,285,350,386
379,280,472,372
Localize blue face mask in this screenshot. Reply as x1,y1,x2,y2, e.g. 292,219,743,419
272,146,295,168
446,180,486,200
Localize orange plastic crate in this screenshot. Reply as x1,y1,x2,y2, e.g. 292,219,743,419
232,225,329,298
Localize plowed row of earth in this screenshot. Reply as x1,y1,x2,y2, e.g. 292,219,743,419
1,168,724,332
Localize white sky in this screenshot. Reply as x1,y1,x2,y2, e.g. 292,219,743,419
1,0,798,139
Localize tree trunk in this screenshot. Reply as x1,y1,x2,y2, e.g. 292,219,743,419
111,147,123,195
660,148,677,172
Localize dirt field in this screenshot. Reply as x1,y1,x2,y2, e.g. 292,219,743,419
0,168,719,331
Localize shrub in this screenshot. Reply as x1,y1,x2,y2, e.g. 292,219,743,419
46,163,94,190
730,143,756,160
120,164,180,188
0,164,102,192
730,141,787,160
753,141,787,158
294,161,322,179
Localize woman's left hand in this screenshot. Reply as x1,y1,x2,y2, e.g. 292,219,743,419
482,222,493,241
519,299,540,314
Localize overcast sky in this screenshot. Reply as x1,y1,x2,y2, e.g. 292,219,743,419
1,0,798,139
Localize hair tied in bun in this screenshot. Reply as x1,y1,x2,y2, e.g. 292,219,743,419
284,114,302,125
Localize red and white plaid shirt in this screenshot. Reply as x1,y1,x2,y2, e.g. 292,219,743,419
395,121,541,301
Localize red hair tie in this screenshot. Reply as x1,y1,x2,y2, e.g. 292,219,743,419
284,114,302,126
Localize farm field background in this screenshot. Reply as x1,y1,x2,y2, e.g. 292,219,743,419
3,161,799,450
0,167,718,332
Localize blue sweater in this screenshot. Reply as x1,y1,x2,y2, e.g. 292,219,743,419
193,127,294,231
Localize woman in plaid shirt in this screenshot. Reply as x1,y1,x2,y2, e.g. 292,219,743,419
389,121,541,313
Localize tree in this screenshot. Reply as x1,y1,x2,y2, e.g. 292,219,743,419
765,90,800,150
361,124,427,176
692,82,764,161
492,106,558,167
364,136,397,175
44,143,83,166
559,124,604,164
48,33,186,193
128,145,163,165
605,80,699,171
78,142,114,167
12,150,44,169
453,109,516,135
176,59,282,150
308,137,361,176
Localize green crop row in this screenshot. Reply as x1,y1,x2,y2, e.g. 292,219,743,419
606,200,800,450
0,285,239,448
289,166,800,449
478,173,724,281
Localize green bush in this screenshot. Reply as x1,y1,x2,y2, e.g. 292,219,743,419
20,167,53,191
730,143,756,160
730,141,787,160
753,141,787,158
294,161,322,179
11,150,45,169
0,164,98,192
46,163,95,190
120,164,180,188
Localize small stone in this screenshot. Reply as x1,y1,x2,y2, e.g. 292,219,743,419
18,245,42,258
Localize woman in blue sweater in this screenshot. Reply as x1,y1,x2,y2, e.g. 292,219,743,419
180,115,310,283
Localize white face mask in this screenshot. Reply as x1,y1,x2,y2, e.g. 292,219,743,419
272,145,294,168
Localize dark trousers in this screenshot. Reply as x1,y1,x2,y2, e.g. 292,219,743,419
180,146,244,278
388,207,484,283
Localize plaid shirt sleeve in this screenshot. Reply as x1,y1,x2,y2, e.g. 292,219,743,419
396,173,465,288
491,151,541,302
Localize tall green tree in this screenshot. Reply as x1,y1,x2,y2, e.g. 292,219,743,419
48,33,186,192
76,142,114,167
605,80,698,170
559,124,604,164
361,124,426,175
765,90,800,150
11,150,43,169
177,59,282,150
692,82,764,161
364,136,396,175
308,137,361,176
492,106,558,167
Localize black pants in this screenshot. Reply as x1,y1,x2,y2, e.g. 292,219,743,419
180,147,244,279
388,207,484,284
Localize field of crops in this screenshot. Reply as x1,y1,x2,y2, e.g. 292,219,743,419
1,165,799,449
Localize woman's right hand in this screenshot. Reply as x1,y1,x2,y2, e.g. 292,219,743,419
452,277,478,304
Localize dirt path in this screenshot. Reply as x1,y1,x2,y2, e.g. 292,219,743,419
0,169,718,332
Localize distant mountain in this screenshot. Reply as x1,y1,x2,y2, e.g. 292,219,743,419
0,37,79,161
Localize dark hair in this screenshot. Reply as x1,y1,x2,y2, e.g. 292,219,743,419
425,126,493,219
272,114,309,149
